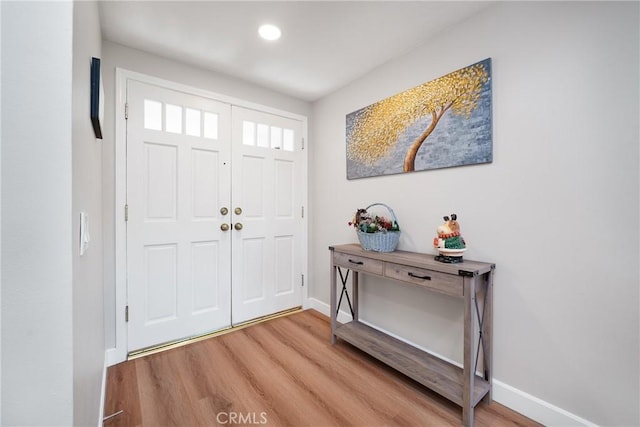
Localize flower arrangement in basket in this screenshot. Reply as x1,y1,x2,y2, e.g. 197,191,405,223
348,203,400,252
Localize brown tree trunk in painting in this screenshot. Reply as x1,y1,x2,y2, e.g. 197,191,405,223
403,110,443,172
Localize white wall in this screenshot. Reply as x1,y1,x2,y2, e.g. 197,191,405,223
0,1,3,422
72,1,105,426
101,41,311,350
309,2,639,426
1,2,75,425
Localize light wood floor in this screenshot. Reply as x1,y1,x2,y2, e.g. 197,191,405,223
104,309,540,427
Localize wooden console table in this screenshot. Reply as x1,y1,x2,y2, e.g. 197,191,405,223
329,244,495,427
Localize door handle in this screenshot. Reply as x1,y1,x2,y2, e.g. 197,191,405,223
220,207,229,216
234,223,243,231
220,223,230,231
234,207,243,215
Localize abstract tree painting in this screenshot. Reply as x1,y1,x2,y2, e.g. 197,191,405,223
346,58,492,179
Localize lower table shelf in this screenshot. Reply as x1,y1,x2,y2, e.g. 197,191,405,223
335,321,490,407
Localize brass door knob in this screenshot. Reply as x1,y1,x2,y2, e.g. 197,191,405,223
234,207,242,215
220,223,230,231
234,223,243,231
220,207,229,216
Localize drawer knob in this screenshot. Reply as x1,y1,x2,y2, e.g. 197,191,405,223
348,259,364,265
408,272,431,280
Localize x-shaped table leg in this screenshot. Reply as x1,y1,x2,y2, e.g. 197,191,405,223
336,267,354,318
474,277,489,379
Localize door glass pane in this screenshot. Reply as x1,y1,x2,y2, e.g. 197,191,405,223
144,100,162,131
186,108,201,137
257,123,269,148
165,104,182,134
270,126,282,150
283,128,294,152
242,121,255,146
203,112,219,140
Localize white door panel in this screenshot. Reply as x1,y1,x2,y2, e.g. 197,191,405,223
231,106,303,324
126,80,305,352
127,81,232,351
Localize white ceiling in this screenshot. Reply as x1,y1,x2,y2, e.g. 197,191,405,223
100,1,493,102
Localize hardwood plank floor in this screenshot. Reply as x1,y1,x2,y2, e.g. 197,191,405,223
104,310,540,427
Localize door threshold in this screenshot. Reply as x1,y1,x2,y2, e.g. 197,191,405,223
127,306,303,360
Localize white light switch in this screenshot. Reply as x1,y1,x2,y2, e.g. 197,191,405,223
80,211,90,256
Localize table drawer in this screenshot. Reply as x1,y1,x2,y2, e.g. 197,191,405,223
333,252,384,275
384,263,463,297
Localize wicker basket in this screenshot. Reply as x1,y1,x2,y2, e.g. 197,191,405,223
356,203,400,252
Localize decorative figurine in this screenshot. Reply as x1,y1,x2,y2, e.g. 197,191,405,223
433,213,467,263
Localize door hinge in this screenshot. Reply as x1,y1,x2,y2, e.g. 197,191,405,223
125,305,129,322
301,274,305,287
124,204,129,222
125,103,129,120
301,137,305,150
301,206,304,218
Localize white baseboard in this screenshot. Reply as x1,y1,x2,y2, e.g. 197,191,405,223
492,380,597,427
98,352,108,427
106,346,127,367
306,296,353,324
305,297,596,427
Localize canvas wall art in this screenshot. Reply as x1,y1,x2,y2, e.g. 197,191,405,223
346,58,492,179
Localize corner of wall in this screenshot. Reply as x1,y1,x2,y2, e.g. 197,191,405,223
72,1,106,426
0,0,3,421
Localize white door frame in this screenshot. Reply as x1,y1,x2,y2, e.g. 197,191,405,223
107,68,308,365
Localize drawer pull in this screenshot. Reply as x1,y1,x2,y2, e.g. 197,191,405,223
348,259,364,265
408,272,431,280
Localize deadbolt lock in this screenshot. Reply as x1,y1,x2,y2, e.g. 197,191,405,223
220,223,230,231
220,207,229,216
234,207,242,215
234,223,243,231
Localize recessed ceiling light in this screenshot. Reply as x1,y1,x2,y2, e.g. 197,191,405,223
258,24,281,41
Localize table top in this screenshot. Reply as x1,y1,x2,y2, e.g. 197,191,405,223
330,243,495,276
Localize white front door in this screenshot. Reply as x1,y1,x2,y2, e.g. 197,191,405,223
230,106,304,324
126,80,232,351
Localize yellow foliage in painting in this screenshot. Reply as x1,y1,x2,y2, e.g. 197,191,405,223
347,62,489,166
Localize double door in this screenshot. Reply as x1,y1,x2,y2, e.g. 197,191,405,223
126,81,304,352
